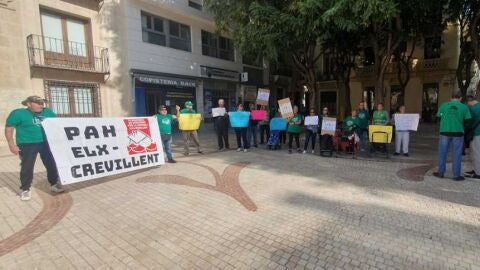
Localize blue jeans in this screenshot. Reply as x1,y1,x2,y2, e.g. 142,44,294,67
247,125,258,146
358,129,368,150
162,135,173,160
438,135,464,177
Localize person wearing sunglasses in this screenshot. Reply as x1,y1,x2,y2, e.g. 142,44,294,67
303,108,319,154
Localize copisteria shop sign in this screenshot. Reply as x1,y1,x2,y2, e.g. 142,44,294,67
42,117,165,185
135,75,196,88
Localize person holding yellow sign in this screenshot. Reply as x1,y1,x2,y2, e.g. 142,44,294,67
176,101,203,156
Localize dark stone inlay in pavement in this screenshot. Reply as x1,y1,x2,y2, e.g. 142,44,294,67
0,173,73,257
136,161,258,211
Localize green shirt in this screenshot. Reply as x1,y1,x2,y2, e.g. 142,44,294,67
6,108,56,144
356,109,369,129
343,116,359,134
469,103,480,136
287,113,302,133
437,100,471,133
180,108,196,114
372,110,388,125
156,114,174,135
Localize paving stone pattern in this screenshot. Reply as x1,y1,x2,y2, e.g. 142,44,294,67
0,124,479,270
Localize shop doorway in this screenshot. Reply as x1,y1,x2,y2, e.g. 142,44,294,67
422,83,439,123
320,91,337,115
144,88,196,116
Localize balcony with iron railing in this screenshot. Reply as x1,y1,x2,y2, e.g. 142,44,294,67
27,34,110,74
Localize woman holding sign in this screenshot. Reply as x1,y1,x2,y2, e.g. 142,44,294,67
303,108,318,154
288,105,302,154
393,105,410,157
233,103,249,152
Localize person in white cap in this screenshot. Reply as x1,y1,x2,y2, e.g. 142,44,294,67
4,96,65,201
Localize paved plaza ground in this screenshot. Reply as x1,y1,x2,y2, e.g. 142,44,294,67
0,124,479,270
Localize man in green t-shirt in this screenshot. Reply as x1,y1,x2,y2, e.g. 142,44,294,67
372,103,389,125
356,102,370,151
4,96,64,201
464,96,480,179
176,101,202,155
156,105,177,163
287,105,302,154
434,92,472,181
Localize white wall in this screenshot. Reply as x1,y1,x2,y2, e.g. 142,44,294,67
126,0,244,77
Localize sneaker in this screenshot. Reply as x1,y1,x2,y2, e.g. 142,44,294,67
302,150,307,154
311,150,315,154
452,176,465,181
393,152,400,156
167,159,177,163
50,182,65,193
433,172,444,179
236,148,242,152
183,152,189,156
403,153,409,157
243,148,248,153
297,148,302,153
254,145,258,148
20,190,31,201
464,170,475,177
288,149,292,154
218,147,224,151
197,150,204,154
470,174,480,179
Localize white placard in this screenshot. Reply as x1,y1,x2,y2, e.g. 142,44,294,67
394,113,419,131
304,116,319,126
42,117,165,185
278,98,293,118
212,107,226,117
256,88,270,105
321,117,337,135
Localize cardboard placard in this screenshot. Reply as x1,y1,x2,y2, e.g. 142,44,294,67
304,116,319,126
42,117,164,185
178,114,202,131
256,88,270,105
270,117,287,131
251,110,267,120
394,113,419,131
278,98,293,119
229,112,250,128
369,125,393,143
321,117,337,135
212,107,226,117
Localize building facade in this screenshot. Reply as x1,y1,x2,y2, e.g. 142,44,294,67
0,0,269,143
316,24,460,121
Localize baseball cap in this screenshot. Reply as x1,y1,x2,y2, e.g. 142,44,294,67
185,101,193,106
21,96,46,106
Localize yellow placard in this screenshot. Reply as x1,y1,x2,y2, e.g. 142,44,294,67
368,125,393,143
178,114,201,131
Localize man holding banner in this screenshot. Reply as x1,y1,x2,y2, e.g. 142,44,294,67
5,96,64,201
176,101,203,156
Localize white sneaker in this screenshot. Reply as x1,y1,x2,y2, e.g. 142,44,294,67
236,148,242,152
20,190,31,201
311,150,315,154
302,150,307,154
50,183,65,193
243,148,248,152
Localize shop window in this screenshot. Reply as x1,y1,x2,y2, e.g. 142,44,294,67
201,30,234,61
424,36,441,59
45,81,101,117
141,11,191,52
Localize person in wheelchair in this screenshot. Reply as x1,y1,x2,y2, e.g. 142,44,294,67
342,110,360,154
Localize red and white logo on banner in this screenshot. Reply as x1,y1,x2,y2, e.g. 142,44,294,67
123,118,157,155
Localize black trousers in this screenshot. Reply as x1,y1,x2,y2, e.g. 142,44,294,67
288,132,300,149
304,130,317,150
19,142,59,191
234,128,249,149
259,124,270,144
280,131,287,144
216,126,229,149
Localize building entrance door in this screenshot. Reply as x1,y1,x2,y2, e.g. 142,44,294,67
363,87,375,112
422,83,439,123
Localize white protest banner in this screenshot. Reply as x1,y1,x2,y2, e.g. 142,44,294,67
321,117,337,135
212,107,226,117
278,98,293,119
42,117,164,185
256,88,270,105
304,116,319,126
394,113,420,131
